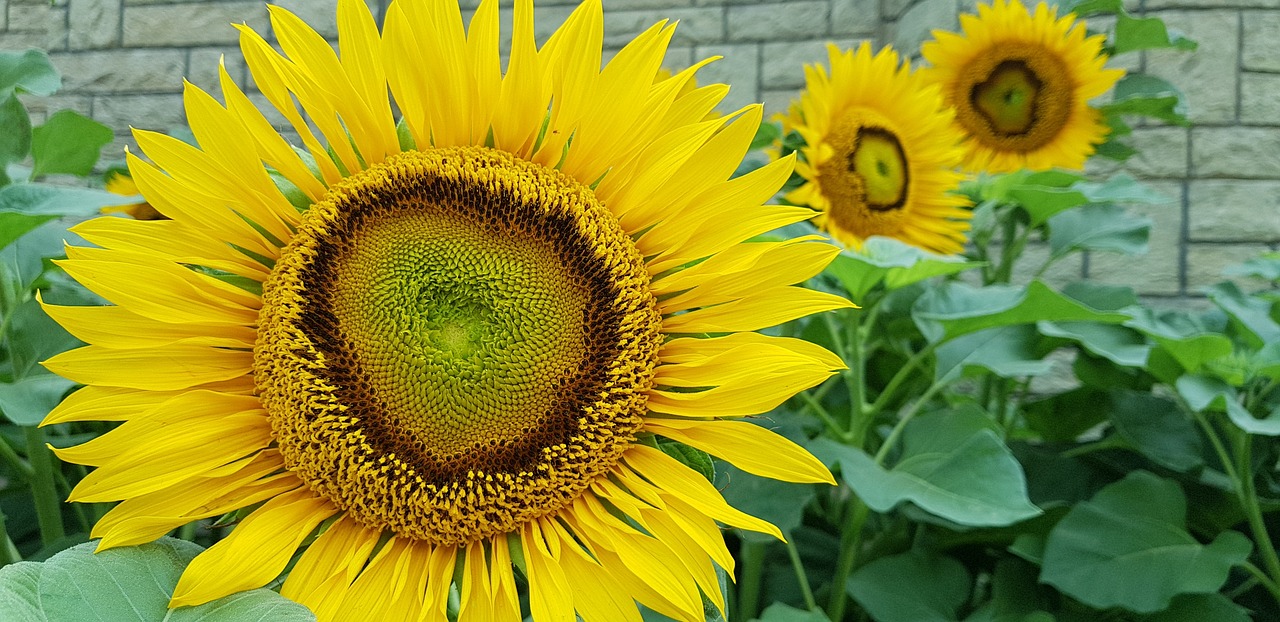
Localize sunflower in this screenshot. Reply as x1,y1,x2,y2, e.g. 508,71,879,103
100,170,164,220
40,1,849,620
781,43,971,255
920,0,1125,173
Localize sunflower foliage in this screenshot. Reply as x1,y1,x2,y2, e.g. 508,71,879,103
733,4,1280,622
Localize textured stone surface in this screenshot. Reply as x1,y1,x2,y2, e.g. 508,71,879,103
1188,180,1280,241
762,39,862,88
6,1,49,32
1148,0,1278,8
832,0,880,35
893,0,959,53
1192,128,1280,178
762,87,801,114
187,47,248,95
69,0,122,49
49,50,186,94
605,7,724,47
123,2,268,47
1240,72,1280,125
0,0,7,31
1242,11,1280,71
1144,10,1239,124
1187,243,1274,291
694,43,759,111
728,2,829,41
1088,181,1184,296
93,93,186,132
1122,127,1190,179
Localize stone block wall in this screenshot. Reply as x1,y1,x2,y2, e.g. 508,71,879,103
2,0,1277,299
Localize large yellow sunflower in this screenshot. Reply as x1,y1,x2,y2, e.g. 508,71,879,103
782,43,971,255
39,1,849,620
921,0,1125,173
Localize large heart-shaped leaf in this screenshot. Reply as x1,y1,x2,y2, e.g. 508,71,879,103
846,550,969,622
913,281,1129,344
826,411,1041,527
1040,471,1251,613
0,538,315,621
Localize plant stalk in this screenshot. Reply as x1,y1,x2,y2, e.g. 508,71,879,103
24,426,65,546
785,538,818,611
825,498,870,621
738,541,767,621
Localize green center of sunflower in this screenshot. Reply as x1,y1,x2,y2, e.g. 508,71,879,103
816,110,912,239
955,43,1072,151
255,147,662,545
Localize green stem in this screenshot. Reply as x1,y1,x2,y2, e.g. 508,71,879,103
785,539,818,611
844,309,868,444
738,541,767,621
1242,562,1280,603
873,381,949,465
0,511,19,566
1233,430,1280,596
825,498,870,621
178,521,197,542
0,434,33,479
867,341,940,416
800,391,852,442
24,427,65,546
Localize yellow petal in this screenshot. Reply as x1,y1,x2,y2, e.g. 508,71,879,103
659,332,845,370
72,216,269,281
280,515,381,621
658,238,841,313
522,520,575,622
55,255,258,326
170,488,337,607
661,286,852,334
40,299,255,350
648,418,835,484
44,344,251,391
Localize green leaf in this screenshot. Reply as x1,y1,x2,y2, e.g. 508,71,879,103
1007,185,1088,227
913,281,1129,343
1074,173,1170,205
0,538,316,621
1176,374,1280,435
1025,388,1110,442
6,296,82,382
934,325,1056,382
1113,14,1197,54
829,411,1041,527
0,373,76,426
1065,0,1123,16
1047,204,1150,260
749,121,782,151
719,464,814,544
30,110,114,179
753,603,831,622
1040,471,1251,613
0,212,56,250
1137,594,1250,622
846,550,969,622
1061,281,1139,311
1223,252,1280,282
659,439,715,483
825,238,979,302
0,184,137,216
0,49,61,98
1037,321,1150,367
1102,74,1189,126
0,95,32,171
1126,310,1233,376
1206,281,1280,346
1108,391,1204,472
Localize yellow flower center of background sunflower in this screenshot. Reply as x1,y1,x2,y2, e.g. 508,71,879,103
815,110,911,238
255,147,662,545
954,43,1072,152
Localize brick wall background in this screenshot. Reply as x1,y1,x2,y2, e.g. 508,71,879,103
2,0,1277,299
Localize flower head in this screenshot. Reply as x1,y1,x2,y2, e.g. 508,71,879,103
921,0,1125,172
782,43,971,255
42,1,847,620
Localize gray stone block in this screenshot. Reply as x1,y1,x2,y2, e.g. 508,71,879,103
694,43,760,111
69,0,122,50
1241,72,1280,125
93,93,185,133
893,0,959,54
49,50,186,94
1187,243,1274,291
1147,0,1279,8
1243,10,1280,72
761,87,801,115
6,1,48,32
1191,127,1280,178
604,8,724,48
1189,180,1280,241
832,0,879,35
1144,10,1239,124
123,2,269,47
727,2,829,42
761,39,863,89
187,47,248,98
270,0,339,40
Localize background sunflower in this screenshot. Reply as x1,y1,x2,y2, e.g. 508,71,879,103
780,43,971,255
920,0,1125,173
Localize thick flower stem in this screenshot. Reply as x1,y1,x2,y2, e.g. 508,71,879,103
738,541,767,620
23,426,65,546
1233,429,1280,601
825,498,870,621
785,538,818,611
